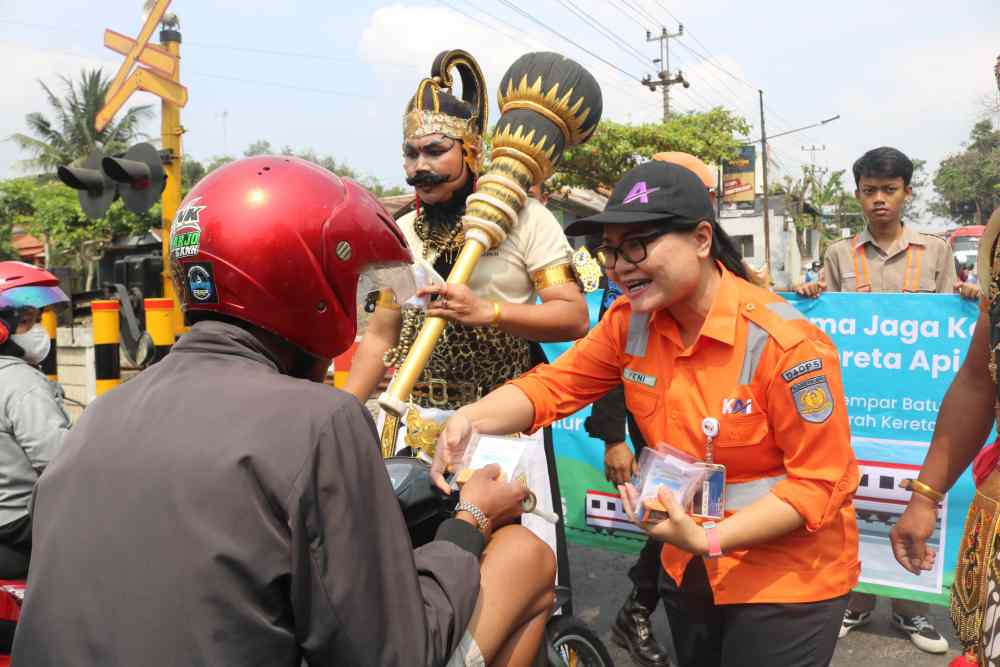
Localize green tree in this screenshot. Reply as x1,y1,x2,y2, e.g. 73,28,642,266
244,140,274,157
0,178,155,288
931,119,1000,225
209,141,407,197
551,108,751,191
182,158,207,191
9,69,153,172
772,166,862,257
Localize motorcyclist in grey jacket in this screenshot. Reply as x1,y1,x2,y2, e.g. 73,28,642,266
0,261,70,578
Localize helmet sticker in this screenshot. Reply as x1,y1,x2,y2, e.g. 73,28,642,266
170,197,207,260
186,262,218,304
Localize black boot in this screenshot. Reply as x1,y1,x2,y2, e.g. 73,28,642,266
611,588,671,667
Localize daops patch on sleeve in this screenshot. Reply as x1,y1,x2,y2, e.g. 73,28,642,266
790,375,834,423
781,357,823,383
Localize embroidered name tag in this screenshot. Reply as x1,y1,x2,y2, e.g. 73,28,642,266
781,358,822,382
624,368,656,387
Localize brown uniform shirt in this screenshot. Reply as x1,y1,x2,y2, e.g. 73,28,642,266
13,321,482,667
823,226,957,294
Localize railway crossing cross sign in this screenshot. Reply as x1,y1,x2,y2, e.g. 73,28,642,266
95,0,188,132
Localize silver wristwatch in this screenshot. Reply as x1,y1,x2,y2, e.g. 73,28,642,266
455,501,490,536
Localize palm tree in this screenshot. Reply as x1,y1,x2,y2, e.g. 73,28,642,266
9,68,153,172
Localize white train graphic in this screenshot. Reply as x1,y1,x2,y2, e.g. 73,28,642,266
584,490,644,535
853,459,944,526
584,459,942,534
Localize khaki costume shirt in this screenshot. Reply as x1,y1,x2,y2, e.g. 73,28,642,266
823,226,957,294
396,197,574,303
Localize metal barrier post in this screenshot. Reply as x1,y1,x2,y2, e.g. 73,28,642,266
144,298,174,364
40,309,58,382
91,300,121,396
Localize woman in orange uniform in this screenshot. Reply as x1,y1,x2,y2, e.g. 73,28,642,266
431,160,860,667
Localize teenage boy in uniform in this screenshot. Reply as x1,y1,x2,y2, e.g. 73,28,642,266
797,146,975,652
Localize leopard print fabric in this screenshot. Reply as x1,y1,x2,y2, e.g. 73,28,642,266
399,307,531,411
385,208,533,411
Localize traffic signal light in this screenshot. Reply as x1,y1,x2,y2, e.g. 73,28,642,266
56,148,116,219
102,143,166,214
57,142,166,218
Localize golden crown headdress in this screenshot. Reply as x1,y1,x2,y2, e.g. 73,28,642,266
403,50,488,174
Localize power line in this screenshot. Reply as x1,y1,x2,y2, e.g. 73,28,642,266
556,0,650,68
492,0,643,82
0,37,378,100
618,0,660,27
435,0,541,51
435,2,652,110
605,0,649,31
186,71,377,99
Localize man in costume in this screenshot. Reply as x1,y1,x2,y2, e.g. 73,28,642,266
346,50,592,563
888,57,1000,666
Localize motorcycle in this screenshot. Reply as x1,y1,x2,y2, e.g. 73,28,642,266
386,455,613,667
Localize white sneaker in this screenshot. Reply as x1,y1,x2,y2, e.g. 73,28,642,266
838,609,871,639
891,613,949,654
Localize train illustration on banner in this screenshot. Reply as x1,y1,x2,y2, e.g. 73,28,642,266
583,459,943,536
584,490,644,535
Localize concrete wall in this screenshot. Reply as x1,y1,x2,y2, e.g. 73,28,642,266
719,211,802,289
55,326,95,422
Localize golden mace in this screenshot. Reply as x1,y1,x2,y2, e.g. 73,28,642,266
378,52,603,456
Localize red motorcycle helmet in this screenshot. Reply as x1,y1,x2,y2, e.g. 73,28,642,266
0,262,69,344
169,156,413,360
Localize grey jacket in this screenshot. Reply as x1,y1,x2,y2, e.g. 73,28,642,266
0,355,69,528
13,321,482,667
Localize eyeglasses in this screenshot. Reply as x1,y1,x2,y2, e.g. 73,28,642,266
593,230,671,270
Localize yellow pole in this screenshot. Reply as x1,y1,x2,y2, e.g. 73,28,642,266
92,300,121,396
160,29,185,338
144,297,174,364
40,309,58,382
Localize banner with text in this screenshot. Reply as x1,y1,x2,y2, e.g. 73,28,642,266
541,291,982,605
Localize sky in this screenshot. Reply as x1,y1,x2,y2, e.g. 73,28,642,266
1,0,998,221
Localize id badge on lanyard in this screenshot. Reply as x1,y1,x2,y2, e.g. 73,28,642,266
691,418,726,520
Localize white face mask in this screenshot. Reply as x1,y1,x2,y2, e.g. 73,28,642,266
11,324,50,365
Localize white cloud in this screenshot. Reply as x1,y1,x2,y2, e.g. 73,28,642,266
358,4,665,130
0,40,157,178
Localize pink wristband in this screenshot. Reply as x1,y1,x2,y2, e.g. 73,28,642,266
703,521,722,558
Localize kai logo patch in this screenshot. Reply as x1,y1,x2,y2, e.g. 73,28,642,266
170,197,207,259
781,358,823,383
791,375,834,423
722,398,753,415
623,368,656,388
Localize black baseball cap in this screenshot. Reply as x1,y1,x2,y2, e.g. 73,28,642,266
564,160,715,236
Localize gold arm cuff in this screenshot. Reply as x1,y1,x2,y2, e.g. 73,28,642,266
532,263,576,291
902,478,945,503
490,301,502,327
376,290,400,310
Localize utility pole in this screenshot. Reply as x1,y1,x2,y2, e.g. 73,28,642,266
759,89,771,273
801,144,826,165
642,25,689,122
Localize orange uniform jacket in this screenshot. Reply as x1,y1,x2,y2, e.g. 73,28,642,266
511,268,860,604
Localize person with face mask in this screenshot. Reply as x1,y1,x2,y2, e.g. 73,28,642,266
0,261,70,579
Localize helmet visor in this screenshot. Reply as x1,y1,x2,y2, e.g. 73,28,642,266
356,262,420,311
0,285,69,312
